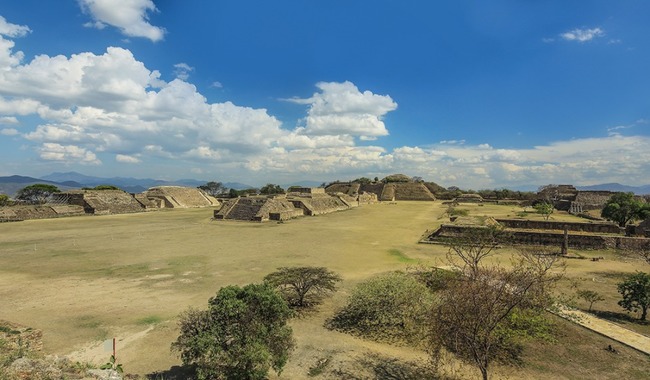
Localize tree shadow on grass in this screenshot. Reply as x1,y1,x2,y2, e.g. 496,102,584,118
359,354,439,380
591,310,648,326
587,271,632,281
146,365,195,380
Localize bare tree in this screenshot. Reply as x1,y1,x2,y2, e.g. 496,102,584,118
445,224,510,278
430,251,563,380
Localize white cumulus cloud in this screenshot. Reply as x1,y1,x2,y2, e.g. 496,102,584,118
116,154,140,163
287,81,397,140
38,143,101,165
0,16,30,38
78,0,165,42
561,27,604,42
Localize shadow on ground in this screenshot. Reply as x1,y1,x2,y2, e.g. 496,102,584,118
146,365,194,380
591,310,648,326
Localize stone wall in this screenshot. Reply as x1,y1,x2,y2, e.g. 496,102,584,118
0,205,86,222
380,183,396,201
495,219,622,234
423,223,650,250
574,191,615,211
358,192,378,204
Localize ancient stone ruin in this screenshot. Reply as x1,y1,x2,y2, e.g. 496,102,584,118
421,216,650,251
214,187,360,222
140,186,219,208
53,190,145,215
537,185,617,213
324,174,435,202
0,186,221,222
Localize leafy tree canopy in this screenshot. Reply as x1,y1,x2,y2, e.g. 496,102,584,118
16,184,60,204
198,181,226,197
260,183,285,195
264,267,341,308
601,192,650,227
534,202,554,220
82,185,121,191
172,283,294,380
0,194,9,206
617,271,650,320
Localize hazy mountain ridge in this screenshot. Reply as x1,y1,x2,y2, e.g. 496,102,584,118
0,172,254,197
576,183,650,195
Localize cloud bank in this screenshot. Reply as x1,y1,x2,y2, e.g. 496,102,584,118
0,15,648,188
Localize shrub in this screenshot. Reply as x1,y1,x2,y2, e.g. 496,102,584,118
328,271,434,344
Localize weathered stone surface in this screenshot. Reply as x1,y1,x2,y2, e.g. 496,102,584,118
141,186,219,208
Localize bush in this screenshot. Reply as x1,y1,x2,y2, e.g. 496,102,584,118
172,283,294,380
328,271,434,344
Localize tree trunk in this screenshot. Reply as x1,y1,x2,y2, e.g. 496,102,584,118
480,366,489,380
642,306,647,321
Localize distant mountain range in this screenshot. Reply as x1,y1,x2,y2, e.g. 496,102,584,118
576,183,650,195
0,172,253,197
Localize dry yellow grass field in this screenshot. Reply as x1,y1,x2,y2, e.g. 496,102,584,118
1,201,648,379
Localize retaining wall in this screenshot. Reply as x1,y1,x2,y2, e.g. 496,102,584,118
495,219,622,234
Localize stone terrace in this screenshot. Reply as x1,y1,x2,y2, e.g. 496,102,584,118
142,186,219,208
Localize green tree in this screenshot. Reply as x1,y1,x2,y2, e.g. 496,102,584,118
0,194,9,206
198,181,226,197
82,185,121,190
15,184,60,204
172,283,294,380
617,271,650,320
601,192,650,227
534,201,554,220
260,183,284,195
328,271,434,344
577,289,605,312
264,267,341,308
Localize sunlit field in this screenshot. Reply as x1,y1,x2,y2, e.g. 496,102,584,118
1,201,648,379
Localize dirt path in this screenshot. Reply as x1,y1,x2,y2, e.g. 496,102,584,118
554,305,650,355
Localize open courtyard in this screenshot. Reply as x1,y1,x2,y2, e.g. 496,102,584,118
1,201,649,379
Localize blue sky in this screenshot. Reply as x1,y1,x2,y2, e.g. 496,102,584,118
0,1,649,189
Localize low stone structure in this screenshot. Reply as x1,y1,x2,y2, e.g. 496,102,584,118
536,185,632,213
422,216,650,251
495,219,622,234
631,218,650,238
140,186,219,208
0,205,85,222
214,188,359,222
54,190,145,215
453,193,483,203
